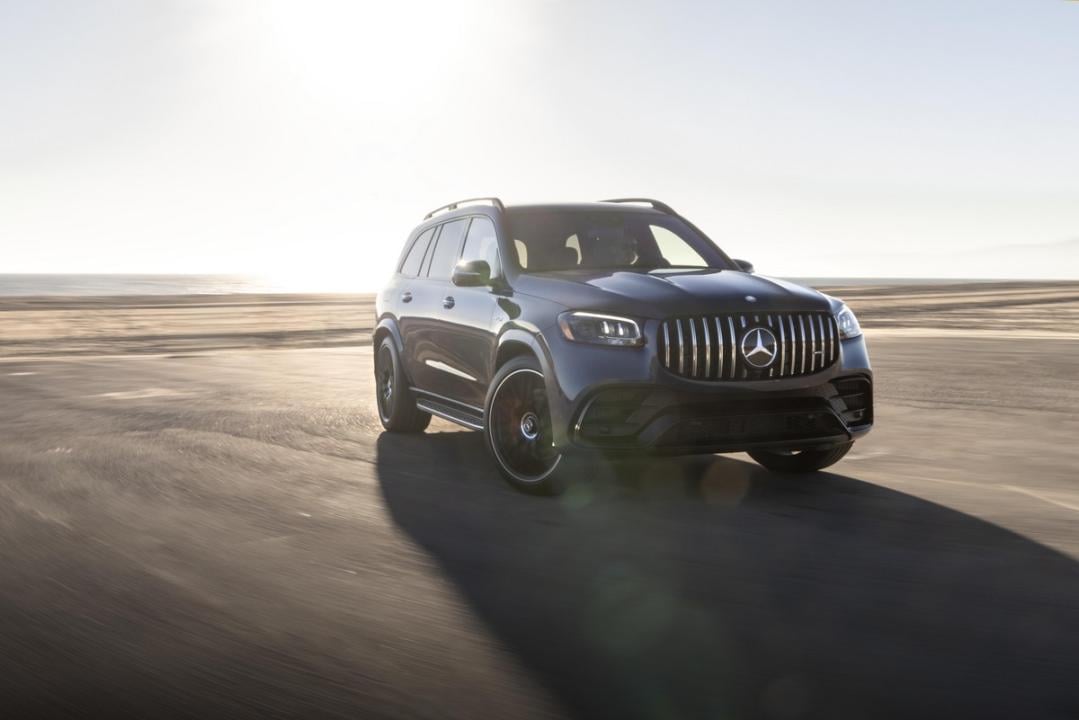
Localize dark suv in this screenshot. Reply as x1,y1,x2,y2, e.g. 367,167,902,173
374,198,872,494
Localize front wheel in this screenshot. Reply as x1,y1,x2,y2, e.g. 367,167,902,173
485,356,565,495
748,442,853,473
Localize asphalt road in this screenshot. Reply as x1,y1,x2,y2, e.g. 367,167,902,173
1,336,1078,719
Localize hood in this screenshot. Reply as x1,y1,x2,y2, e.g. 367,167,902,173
511,268,833,319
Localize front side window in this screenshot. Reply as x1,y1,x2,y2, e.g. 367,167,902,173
399,227,435,277
460,216,501,275
426,218,469,280
506,210,729,273
650,225,708,267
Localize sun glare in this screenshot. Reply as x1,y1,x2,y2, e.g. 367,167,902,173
240,0,509,292
261,0,483,108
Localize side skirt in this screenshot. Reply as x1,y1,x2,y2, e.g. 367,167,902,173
411,388,484,431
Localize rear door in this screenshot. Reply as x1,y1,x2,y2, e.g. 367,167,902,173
403,218,469,394
395,226,437,387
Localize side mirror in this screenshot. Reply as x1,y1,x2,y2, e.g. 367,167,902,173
733,258,755,273
452,259,491,287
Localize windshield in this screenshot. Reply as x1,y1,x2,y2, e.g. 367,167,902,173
505,209,733,273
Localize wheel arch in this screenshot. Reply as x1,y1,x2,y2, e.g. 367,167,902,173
373,317,420,388
374,316,404,353
495,337,536,370
494,328,554,375
493,328,571,448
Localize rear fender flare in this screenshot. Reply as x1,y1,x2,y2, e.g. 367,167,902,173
374,317,404,353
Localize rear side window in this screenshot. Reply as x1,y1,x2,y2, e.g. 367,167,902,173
460,217,500,274
399,228,435,277
426,219,469,279
514,239,528,268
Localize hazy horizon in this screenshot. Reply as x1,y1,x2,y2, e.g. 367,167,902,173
2,0,1077,287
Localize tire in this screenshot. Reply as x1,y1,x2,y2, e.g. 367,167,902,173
374,337,431,433
748,442,853,473
484,355,565,495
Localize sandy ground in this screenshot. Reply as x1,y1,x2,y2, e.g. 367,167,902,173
817,281,1079,337
1,283,1078,718
0,294,376,356
1,281,1077,357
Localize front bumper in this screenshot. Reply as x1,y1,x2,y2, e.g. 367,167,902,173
572,377,872,454
533,319,873,454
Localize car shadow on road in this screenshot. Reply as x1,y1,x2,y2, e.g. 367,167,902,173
376,430,1079,720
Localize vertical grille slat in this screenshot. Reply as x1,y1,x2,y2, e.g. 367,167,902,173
663,322,671,370
689,318,698,377
766,315,775,378
797,315,807,375
787,315,796,377
781,313,789,377
676,319,685,376
828,315,836,365
727,317,737,379
659,311,836,381
702,317,712,379
817,315,826,371
715,316,724,380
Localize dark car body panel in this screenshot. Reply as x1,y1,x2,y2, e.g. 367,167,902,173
375,201,873,453
511,269,830,320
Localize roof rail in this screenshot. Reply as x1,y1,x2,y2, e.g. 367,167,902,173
599,198,676,215
424,197,505,220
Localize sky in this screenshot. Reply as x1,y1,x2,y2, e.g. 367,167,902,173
1,0,1077,288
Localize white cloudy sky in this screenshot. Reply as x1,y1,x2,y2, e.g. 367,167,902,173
1,0,1077,287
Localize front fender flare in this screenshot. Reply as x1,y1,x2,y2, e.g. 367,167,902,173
495,328,574,447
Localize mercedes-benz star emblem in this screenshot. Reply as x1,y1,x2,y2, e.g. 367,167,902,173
740,327,778,369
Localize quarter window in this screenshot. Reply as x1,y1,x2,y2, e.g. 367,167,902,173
399,227,434,277
426,219,469,279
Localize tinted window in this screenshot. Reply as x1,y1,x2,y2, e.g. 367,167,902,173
565,235,581,264
505,209,729,273
514,233,579,271
460,217,500,274
399,228,434,277
426,219,469,279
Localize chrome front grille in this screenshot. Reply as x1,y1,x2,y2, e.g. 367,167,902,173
658,312,839,380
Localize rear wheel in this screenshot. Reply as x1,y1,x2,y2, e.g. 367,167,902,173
485,356,564,495
749,442,853,473
374,337,431,433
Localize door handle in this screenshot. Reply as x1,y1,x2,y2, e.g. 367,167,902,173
400,291,413,303
442,296,455,309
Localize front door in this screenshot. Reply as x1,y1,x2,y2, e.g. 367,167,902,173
424,216,502,409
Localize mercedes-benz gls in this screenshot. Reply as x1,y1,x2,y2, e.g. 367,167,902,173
374,198,873,495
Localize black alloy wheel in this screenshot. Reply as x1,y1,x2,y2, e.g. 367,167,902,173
485,356,564,494
374,337,431,433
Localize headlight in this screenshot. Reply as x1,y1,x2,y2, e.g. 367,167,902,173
834,304,862,339
558,312,644,347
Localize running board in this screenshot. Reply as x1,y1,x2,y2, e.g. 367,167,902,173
415,399,484,431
